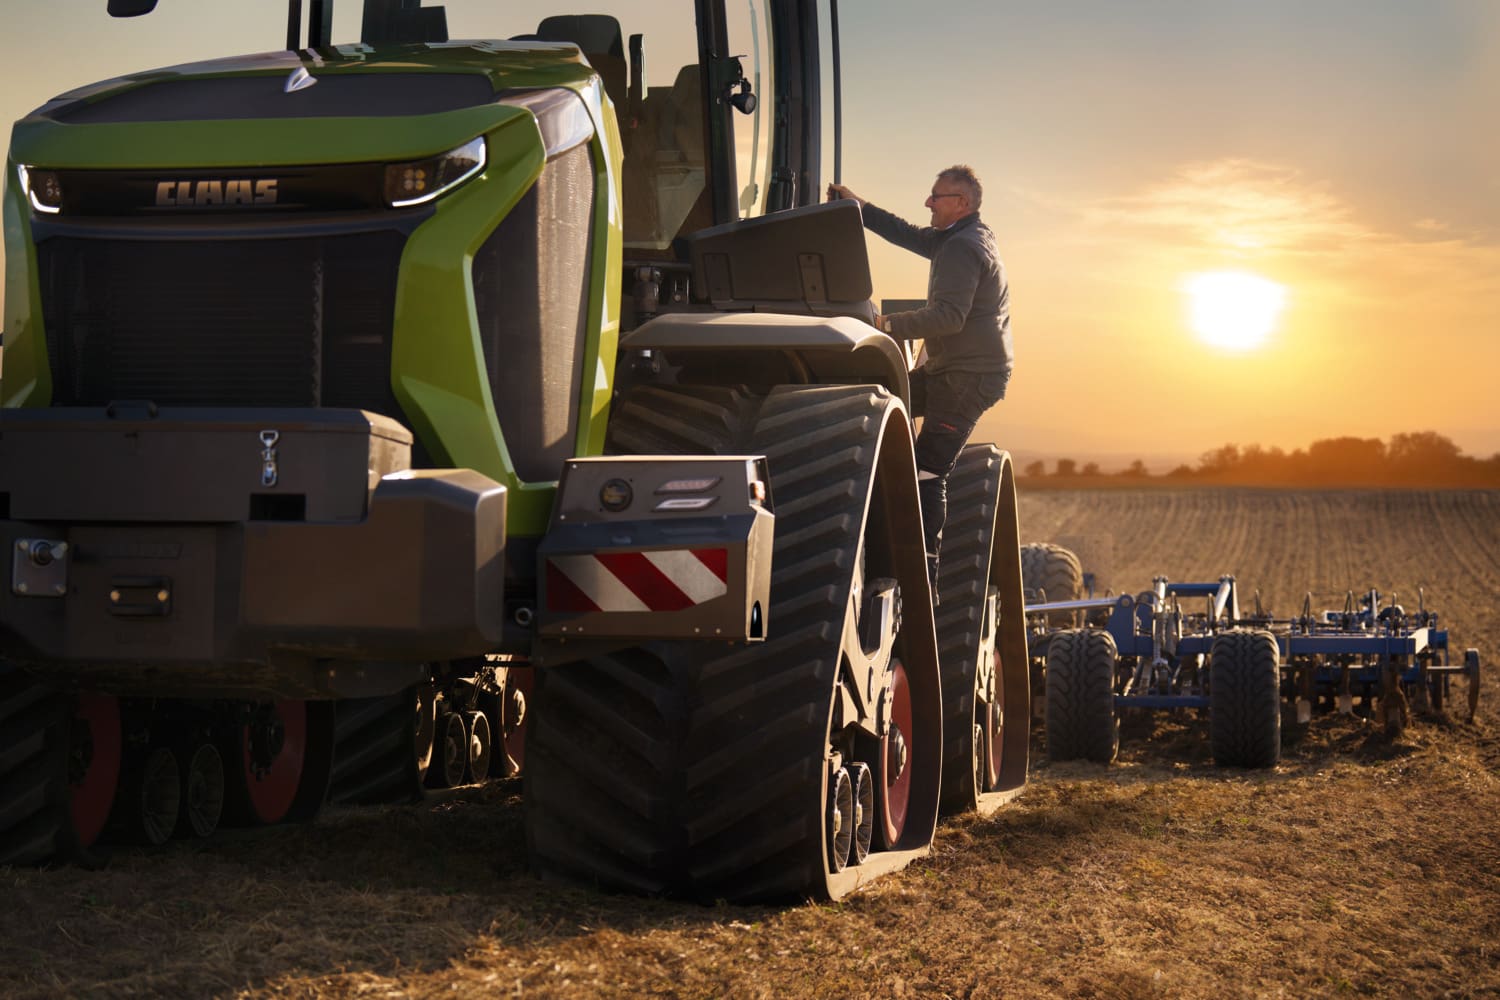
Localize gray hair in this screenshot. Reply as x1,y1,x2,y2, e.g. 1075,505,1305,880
937,165,982,211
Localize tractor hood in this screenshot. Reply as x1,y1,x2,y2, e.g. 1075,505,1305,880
9,41,598,170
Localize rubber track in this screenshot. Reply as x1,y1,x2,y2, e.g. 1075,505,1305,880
1044,629,1119,763
0,666,68,865
934,444,1002,809
527,385,894,901
327,692,423,806
1209,630,1281,769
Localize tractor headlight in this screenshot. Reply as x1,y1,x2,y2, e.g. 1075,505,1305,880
17,165,63,214
383,137,486,208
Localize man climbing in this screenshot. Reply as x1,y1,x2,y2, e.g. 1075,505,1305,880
828,165,1013,595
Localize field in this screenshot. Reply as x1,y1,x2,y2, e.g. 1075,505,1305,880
2,489,1497,999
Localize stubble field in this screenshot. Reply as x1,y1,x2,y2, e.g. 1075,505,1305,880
2,489,1497,999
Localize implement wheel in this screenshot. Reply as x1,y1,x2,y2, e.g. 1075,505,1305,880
527,384,943,902
1210,630,1282,768
1045,629,1119,763
1022,542,1083,621
1465,649,1481,722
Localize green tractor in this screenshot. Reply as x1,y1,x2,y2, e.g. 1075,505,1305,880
0,0,1028,900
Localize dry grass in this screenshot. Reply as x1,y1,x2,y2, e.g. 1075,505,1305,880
2,489,1497,999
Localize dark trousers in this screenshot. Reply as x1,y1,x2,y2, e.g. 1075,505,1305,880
909,367,1010,561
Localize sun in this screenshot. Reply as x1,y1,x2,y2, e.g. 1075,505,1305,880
1183,271,1287,351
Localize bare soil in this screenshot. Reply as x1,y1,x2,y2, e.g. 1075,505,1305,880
3,489,1497,999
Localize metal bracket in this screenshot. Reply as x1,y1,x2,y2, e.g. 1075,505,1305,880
260,429,281,487
11,538,70,598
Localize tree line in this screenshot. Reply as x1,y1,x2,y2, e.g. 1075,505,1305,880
1019,431,1500,487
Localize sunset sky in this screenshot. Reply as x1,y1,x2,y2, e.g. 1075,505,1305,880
2,1,1496,469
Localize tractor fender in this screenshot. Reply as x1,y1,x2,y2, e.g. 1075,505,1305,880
622,312,911,406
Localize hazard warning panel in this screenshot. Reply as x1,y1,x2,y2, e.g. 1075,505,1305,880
546,548,729,614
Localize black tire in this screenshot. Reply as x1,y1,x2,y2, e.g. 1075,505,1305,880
934,444,1004,810
1021,542,1083,616
1210,630,1282,768
526,384,941,902
0,666,69,865
327,691,424,806
1044,629,1118,763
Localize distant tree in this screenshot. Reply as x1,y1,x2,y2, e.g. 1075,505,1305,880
1120,459,1149,478
1055,458,1078,477
1305,436,1385,484
1197,444,1241,478
1387,431,1461,465
1166,464,1195,479
1023,460,1046,478
1081,461,1101,477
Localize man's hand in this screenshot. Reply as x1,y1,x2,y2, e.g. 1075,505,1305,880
826,183,865,207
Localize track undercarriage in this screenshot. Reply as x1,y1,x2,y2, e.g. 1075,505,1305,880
526,383,1028,901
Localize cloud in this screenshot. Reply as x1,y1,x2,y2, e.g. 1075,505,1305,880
1020,158,1500,307
1082,159,1371,256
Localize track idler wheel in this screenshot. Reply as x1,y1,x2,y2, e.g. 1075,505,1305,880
426,711,468,789
827,766,854,874
464,710,492,784
848,761,874,866
176,742,225,839
114,746,182,847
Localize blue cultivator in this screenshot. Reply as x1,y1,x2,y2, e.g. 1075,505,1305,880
1027,577,1481,769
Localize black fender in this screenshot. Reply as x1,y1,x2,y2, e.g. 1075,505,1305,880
622,312,911,406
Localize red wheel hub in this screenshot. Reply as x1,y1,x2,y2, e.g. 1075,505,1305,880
985,651,1005,790
877,659,913,849
68,695,122,848
240,700,307,824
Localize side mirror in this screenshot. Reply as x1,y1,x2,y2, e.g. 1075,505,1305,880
108,0,159,16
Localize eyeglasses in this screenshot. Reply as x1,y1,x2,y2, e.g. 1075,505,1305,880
927,192,962,200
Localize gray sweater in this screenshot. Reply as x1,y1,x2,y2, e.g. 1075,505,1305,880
862,204,1013,376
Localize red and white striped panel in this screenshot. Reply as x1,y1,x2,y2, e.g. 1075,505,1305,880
546,548,729,613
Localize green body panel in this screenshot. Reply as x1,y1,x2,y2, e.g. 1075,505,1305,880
2,42,626,539
1,172,46,408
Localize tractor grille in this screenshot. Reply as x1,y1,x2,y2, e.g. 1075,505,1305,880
473,142,595,483
37,230,406,416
